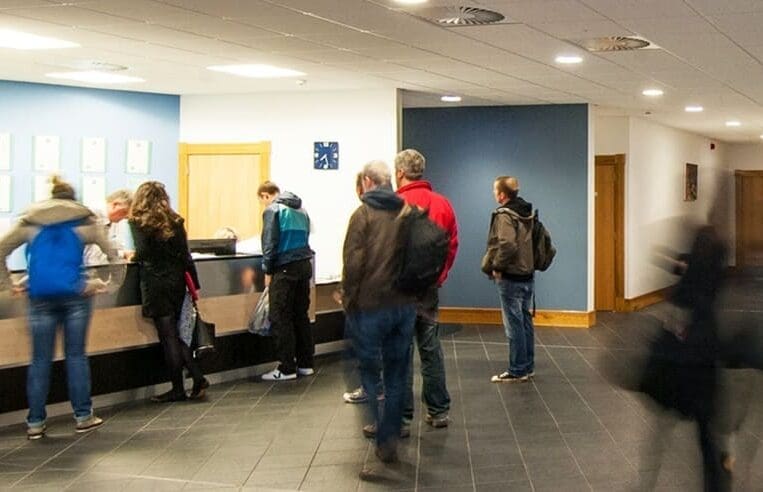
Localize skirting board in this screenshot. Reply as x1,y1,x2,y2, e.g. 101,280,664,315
439,308,595,328
622,287,670,312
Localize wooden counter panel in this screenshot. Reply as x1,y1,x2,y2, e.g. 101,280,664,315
0,285,342,369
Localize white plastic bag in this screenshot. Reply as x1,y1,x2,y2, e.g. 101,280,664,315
248,287,271,336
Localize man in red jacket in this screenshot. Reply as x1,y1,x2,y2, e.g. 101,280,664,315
394,149,459,429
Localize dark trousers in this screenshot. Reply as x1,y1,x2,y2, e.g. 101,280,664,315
404,287,450,420
153,316,204,394
270,259,314,375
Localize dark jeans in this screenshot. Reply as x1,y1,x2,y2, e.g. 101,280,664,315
349,304,416,448
497,278,534,376
27,296,94,426
270,259,314,374
404,287,450,420
153,315,204,394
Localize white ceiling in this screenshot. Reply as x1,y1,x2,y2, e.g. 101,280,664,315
1,0,763,141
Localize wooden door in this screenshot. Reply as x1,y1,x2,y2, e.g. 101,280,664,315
595,155,625,311
179,143,270,240
735,171,763,267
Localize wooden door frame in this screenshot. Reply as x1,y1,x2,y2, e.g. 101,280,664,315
595,154,626,311
734,170,763,268
178,142,271,221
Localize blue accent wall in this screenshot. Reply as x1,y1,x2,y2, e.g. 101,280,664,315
0,80,179,268
403,105,589,311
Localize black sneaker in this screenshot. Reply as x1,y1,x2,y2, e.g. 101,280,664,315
151,390,188,403
189,378,209,400
491,372,529,383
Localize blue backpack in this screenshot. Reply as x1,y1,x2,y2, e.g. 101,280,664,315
26,220,85,299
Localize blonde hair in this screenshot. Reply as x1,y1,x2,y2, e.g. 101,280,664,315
50,175,75,200
129,181,181,240
107,189,133,206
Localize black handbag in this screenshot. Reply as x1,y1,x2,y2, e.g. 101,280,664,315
185,272,216,358
192,314,216,358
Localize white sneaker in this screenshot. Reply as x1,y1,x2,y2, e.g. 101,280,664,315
261,369,296,381
297,367,315,376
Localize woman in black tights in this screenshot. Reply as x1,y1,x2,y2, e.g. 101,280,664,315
129,181,208,402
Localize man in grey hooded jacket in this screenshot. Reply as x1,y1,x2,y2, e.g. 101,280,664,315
481,176,536,383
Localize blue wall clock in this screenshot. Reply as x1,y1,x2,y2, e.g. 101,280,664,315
314,141,339,170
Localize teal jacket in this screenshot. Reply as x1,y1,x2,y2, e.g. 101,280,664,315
261,192,313,274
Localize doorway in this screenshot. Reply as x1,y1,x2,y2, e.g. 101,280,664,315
735,170,763,267
178,143,271,239
595,154,625,311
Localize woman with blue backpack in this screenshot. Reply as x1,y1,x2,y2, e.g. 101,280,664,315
0,176,120,439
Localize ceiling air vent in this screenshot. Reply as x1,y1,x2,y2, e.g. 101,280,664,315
421,6,505,26
576,36,653,52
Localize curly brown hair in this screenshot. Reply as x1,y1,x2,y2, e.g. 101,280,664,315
129,181,182,240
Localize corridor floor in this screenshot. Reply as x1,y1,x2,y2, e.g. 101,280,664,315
0,304,761,491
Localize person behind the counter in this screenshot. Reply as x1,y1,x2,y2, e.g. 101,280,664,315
0,175,120,439
83,189,135,265
128,181,209,402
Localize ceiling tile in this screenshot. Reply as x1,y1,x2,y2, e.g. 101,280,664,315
478,0,604,23
3,5,130,26
581,0,698,20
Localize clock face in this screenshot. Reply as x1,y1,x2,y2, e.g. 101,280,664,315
314,141,339,170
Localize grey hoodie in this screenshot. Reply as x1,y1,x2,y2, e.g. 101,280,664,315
0,199,121,292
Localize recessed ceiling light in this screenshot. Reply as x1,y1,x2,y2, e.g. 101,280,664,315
441,95,461,102
642,88,664,97
207,64,305,78
725,120,741,127
45,71,144,84
394,0,428,4
685,105,703,112
555,55,583,64
0,28,78,50
760,134,763,139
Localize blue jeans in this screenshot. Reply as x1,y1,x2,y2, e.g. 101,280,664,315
349,304,415,447
27,296,94,426
497,279,534,376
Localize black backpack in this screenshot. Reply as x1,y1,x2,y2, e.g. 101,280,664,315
532,211,556,271
395,206,449,295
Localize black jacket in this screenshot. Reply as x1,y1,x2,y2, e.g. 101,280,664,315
129,218,199,319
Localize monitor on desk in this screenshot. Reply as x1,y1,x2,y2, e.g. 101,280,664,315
188,238,236,256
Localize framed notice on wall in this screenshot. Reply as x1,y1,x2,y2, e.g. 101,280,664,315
82,137,106,173
0,133,10,171
33,136,60,172
685,163,698,201
126,139,151,174
0,175,10,212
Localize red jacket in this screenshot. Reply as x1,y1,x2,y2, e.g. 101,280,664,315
397,180,459,286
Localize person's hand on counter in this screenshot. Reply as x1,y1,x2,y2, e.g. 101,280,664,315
11,284,26,297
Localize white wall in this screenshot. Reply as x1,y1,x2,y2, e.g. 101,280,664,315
728,143,763,171
180,89,399,281
594,115,629,155
626,117,729,297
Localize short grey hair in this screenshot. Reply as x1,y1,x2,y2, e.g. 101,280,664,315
107,189,133,206
362,160,392,187
394,149,426,180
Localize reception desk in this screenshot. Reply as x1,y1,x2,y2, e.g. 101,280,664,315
0,255,344,414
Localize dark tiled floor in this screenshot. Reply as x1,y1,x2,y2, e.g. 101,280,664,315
0,305,762,491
